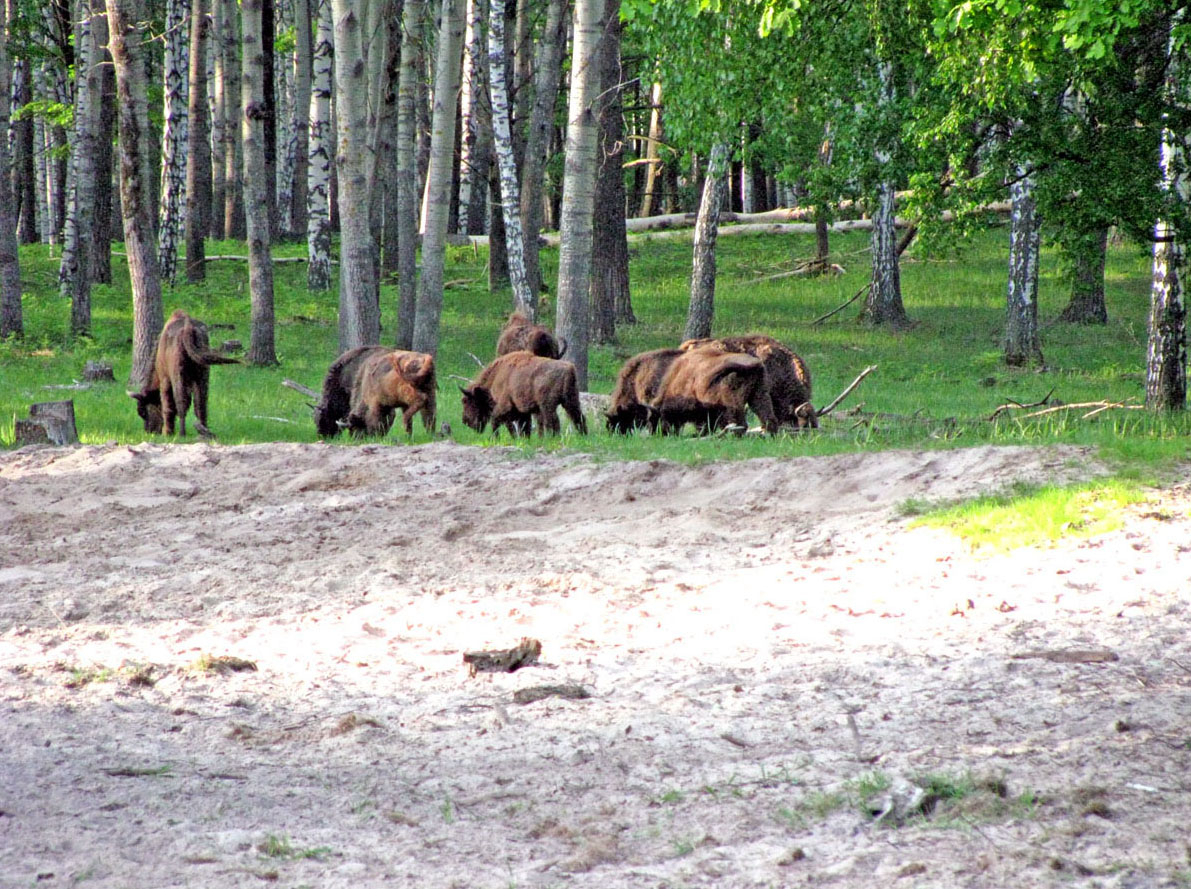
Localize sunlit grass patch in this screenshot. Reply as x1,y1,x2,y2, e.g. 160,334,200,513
906,479,1153,551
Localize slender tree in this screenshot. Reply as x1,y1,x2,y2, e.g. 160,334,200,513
395,0,424,347
289,0,312,236
107,0,164,389
1059,225,1109,324
221,0,244,238
0,0,21,339
158,0,191,283
333,0,381,349
456,0,481,234
1005,169,1044,366
242,0,278,364
90,14,115,282
12,59,37,245
306,0,333,289
554,0,604,389
412,0,465,355
184,0,212,281
684,142,728,341
861,55,908,328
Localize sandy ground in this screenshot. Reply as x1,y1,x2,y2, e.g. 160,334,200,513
1,439,1190,889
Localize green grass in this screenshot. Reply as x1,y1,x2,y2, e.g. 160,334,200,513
3,228,1189,478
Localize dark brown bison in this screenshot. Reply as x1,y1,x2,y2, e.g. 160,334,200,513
346,349,437,436
313,345,389,437
460,351,587,437
128,309,239,436
651,345,779,435
495,312,567,359
605,348,684,433
680,334,816,429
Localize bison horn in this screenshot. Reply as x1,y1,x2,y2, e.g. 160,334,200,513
557,337,568,359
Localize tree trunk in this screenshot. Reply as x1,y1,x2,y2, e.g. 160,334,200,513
861,62,908,328
378,1,403,279
520,0,567,298
590,0,629,342
58,0,100,336
242,0,278,365
456,0,481,234
273,0,295,237
487,0,534,316
554,0,603,390
395,0,424,347
12,60,36,244
683,142,727,341
1059,225,1108,324
221,0,244,239
366,0,398,278
90,20,115,282
412,0,465,355
262,0,277,235
333,0,382,350
638,78,662,218
185,0,212,282
306,0,333,290
0,0,21,339
1005,170,1044,366
289,0,311,237
107,0,164,390
158,0,191,284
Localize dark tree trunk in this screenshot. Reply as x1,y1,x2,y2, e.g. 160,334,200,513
243,0,278,365
13,61,37,244
488,167,509,291
0,0,21,339
262,0,278,235
683,142,728,341
90,12,116,283
1005,173,1044,366
1059,225,1108,325
185,0,212,282
394,0,423,347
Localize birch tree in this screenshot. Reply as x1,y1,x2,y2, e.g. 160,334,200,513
487,0,534,316
456,0,482,235
395,0,424,347
106,0,164,390
288,0,312,237
306,0,333,290
683,142,727,341
184,0,211,281
333,0,381,349
220,0,244,238
1004,168,1044,366
0,0,21,339
210,0,227,236
158,0,191,283
242,0,278,365
555,0,605,389
412,0,465,355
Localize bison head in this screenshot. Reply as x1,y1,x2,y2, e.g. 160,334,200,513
460,385,494,432
128,389,164,434
794,401,819,430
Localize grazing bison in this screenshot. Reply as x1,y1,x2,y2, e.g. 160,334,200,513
460,351,587,437
128,309,239,436
313,346,390,437
651,345,779,436
495,312,567,359
606,348,684,433
346,349,437,436
680,334,817,429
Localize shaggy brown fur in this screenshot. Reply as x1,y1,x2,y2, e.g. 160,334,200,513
605,348,684,433
495,312,568,359
128,310,239,436
313,346,391,437
651,346,779,435
345,349,437,436
461,352,587,437
680,334,816,429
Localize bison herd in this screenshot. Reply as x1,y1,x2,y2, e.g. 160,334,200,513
128,310,818,440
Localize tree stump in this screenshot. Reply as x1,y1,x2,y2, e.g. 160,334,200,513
83,360,116,382
14,400,80,446
220,339,243,353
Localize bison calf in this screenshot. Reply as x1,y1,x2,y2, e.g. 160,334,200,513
313,345,390,437
680,334,816,429
606,348,683,433
461,351,587,437
314,346,436,437
495,312,567,359
128,309,239,436
652,346,779,436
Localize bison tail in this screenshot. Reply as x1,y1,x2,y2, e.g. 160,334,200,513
181,330,240,366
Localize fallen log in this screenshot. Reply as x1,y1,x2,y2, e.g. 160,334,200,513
281,378,319,400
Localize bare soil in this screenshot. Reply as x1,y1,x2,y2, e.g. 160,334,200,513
1,441,1190,889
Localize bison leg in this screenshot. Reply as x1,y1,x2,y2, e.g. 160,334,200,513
161,382,179,435
193,382,212,437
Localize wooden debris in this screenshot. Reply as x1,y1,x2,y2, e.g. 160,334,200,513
987,388,1056,421
1010,648,1118,664
82,360,115,382
193,654,259,674
281,378,320,399
14,400,79,446
463,638,542,677
816,365,877,418
513,683,591,705
810,281,871,326
1019,400,1143,421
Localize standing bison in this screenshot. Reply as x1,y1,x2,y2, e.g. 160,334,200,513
128,309,239,436
460,352,587,437
680,334,816,429
314,346,436,437
495,312,568,359
605,348,684,433
651,345,779,435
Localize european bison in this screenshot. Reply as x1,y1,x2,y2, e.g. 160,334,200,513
314,346,436,437
651,345,779,436
680,334,817,429
128,309,239,436
495,312,567,359
460,351,587,437
605,348,684,433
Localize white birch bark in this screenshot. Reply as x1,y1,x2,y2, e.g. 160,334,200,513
306,0,333,290
683,142,727,341
554,0,603,389
289,0,311,237
486,0,533,316
33,98,50,243
862,58,908,328
395,0,424,347
273,0,295,237
158,0,191,283
456,0,481,234
411,0,465,355
1005,168,1043,366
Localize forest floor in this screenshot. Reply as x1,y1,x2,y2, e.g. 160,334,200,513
1,439,1190,889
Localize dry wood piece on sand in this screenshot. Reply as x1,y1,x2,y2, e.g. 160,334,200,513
463,638,542,677
512,684,591,705
1010,648,1119,664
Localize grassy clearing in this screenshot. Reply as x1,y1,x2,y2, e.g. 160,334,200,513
2,229,1188,475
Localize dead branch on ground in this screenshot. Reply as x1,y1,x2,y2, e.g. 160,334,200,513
1019,400,1144,420
281,378,319,400
811,282,871,326
817,365,877,418
987,388,1055,421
